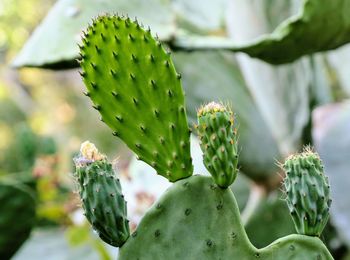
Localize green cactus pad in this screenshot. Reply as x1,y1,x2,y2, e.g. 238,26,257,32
0,182,36,259
74,142,129,247
283,148,331,237
196,102,238,188
119,175,333,259
79,15,193,182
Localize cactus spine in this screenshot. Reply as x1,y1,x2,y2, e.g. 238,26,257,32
283,147,331,236
74,141,129,247
196,102,238,188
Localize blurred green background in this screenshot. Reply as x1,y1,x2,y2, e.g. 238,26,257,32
1,0,350,259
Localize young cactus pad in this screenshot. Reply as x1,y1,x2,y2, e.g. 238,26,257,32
196,102,238,188
283,147,331,236
74,141,129,247
79,15,193,182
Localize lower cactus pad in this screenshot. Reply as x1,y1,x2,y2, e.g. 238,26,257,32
119,175,333,259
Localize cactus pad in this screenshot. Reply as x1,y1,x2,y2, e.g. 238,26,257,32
119,175,333,259
283,147,331,236
196,102,238,188
79,15,193,182
74,141,129,247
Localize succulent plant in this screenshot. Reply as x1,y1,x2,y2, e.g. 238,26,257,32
74,15,334,259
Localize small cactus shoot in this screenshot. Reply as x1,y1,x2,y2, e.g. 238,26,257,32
74,141,129,247
196,102,238,188
283,147,331,236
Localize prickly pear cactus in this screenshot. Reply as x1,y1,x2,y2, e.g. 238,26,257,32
74,141,129,247
79,15,193,182
283,147,332,236
196,102,238,188
76,15,334,260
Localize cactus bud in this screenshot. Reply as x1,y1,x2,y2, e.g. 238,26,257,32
74,141,129,247
196,102,238,188
283,147,331,236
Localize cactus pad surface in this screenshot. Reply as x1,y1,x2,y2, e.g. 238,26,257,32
119,175,333,259
80,16,193,182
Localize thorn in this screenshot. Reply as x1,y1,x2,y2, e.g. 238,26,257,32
150,79,156,87
135,143,141,149
113,21,119,29
116,115,123,122
167,89,173,97
176,73,181,79
79,71,86,77
131,54,137,62
130,73,136,80
112,91,119,98
112,51,118,59
132,97,138,105
165,60,170,67
129,33,135,41
90,62,97,70
92,105,101,111
160,137,165,144
110,69,116,77
100,33,105,41
154,109,159,117
114,35,120,43
91,82,97,89
150,54,155,62
83,91,90,97
95,45,100,53
143,35,148,42
112,131,119,137
125,18,130,27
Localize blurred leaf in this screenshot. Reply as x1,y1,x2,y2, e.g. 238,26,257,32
313,100,350,247
327,44,350,97
0,182,36,259
175,0,350,64
0,97,26,124
13,0,175,69
232,0,350,64
171,0,227,34
66,225,90,246
13,229,116,260
245,191,295,248
174,51,281,181
226,1,320,157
